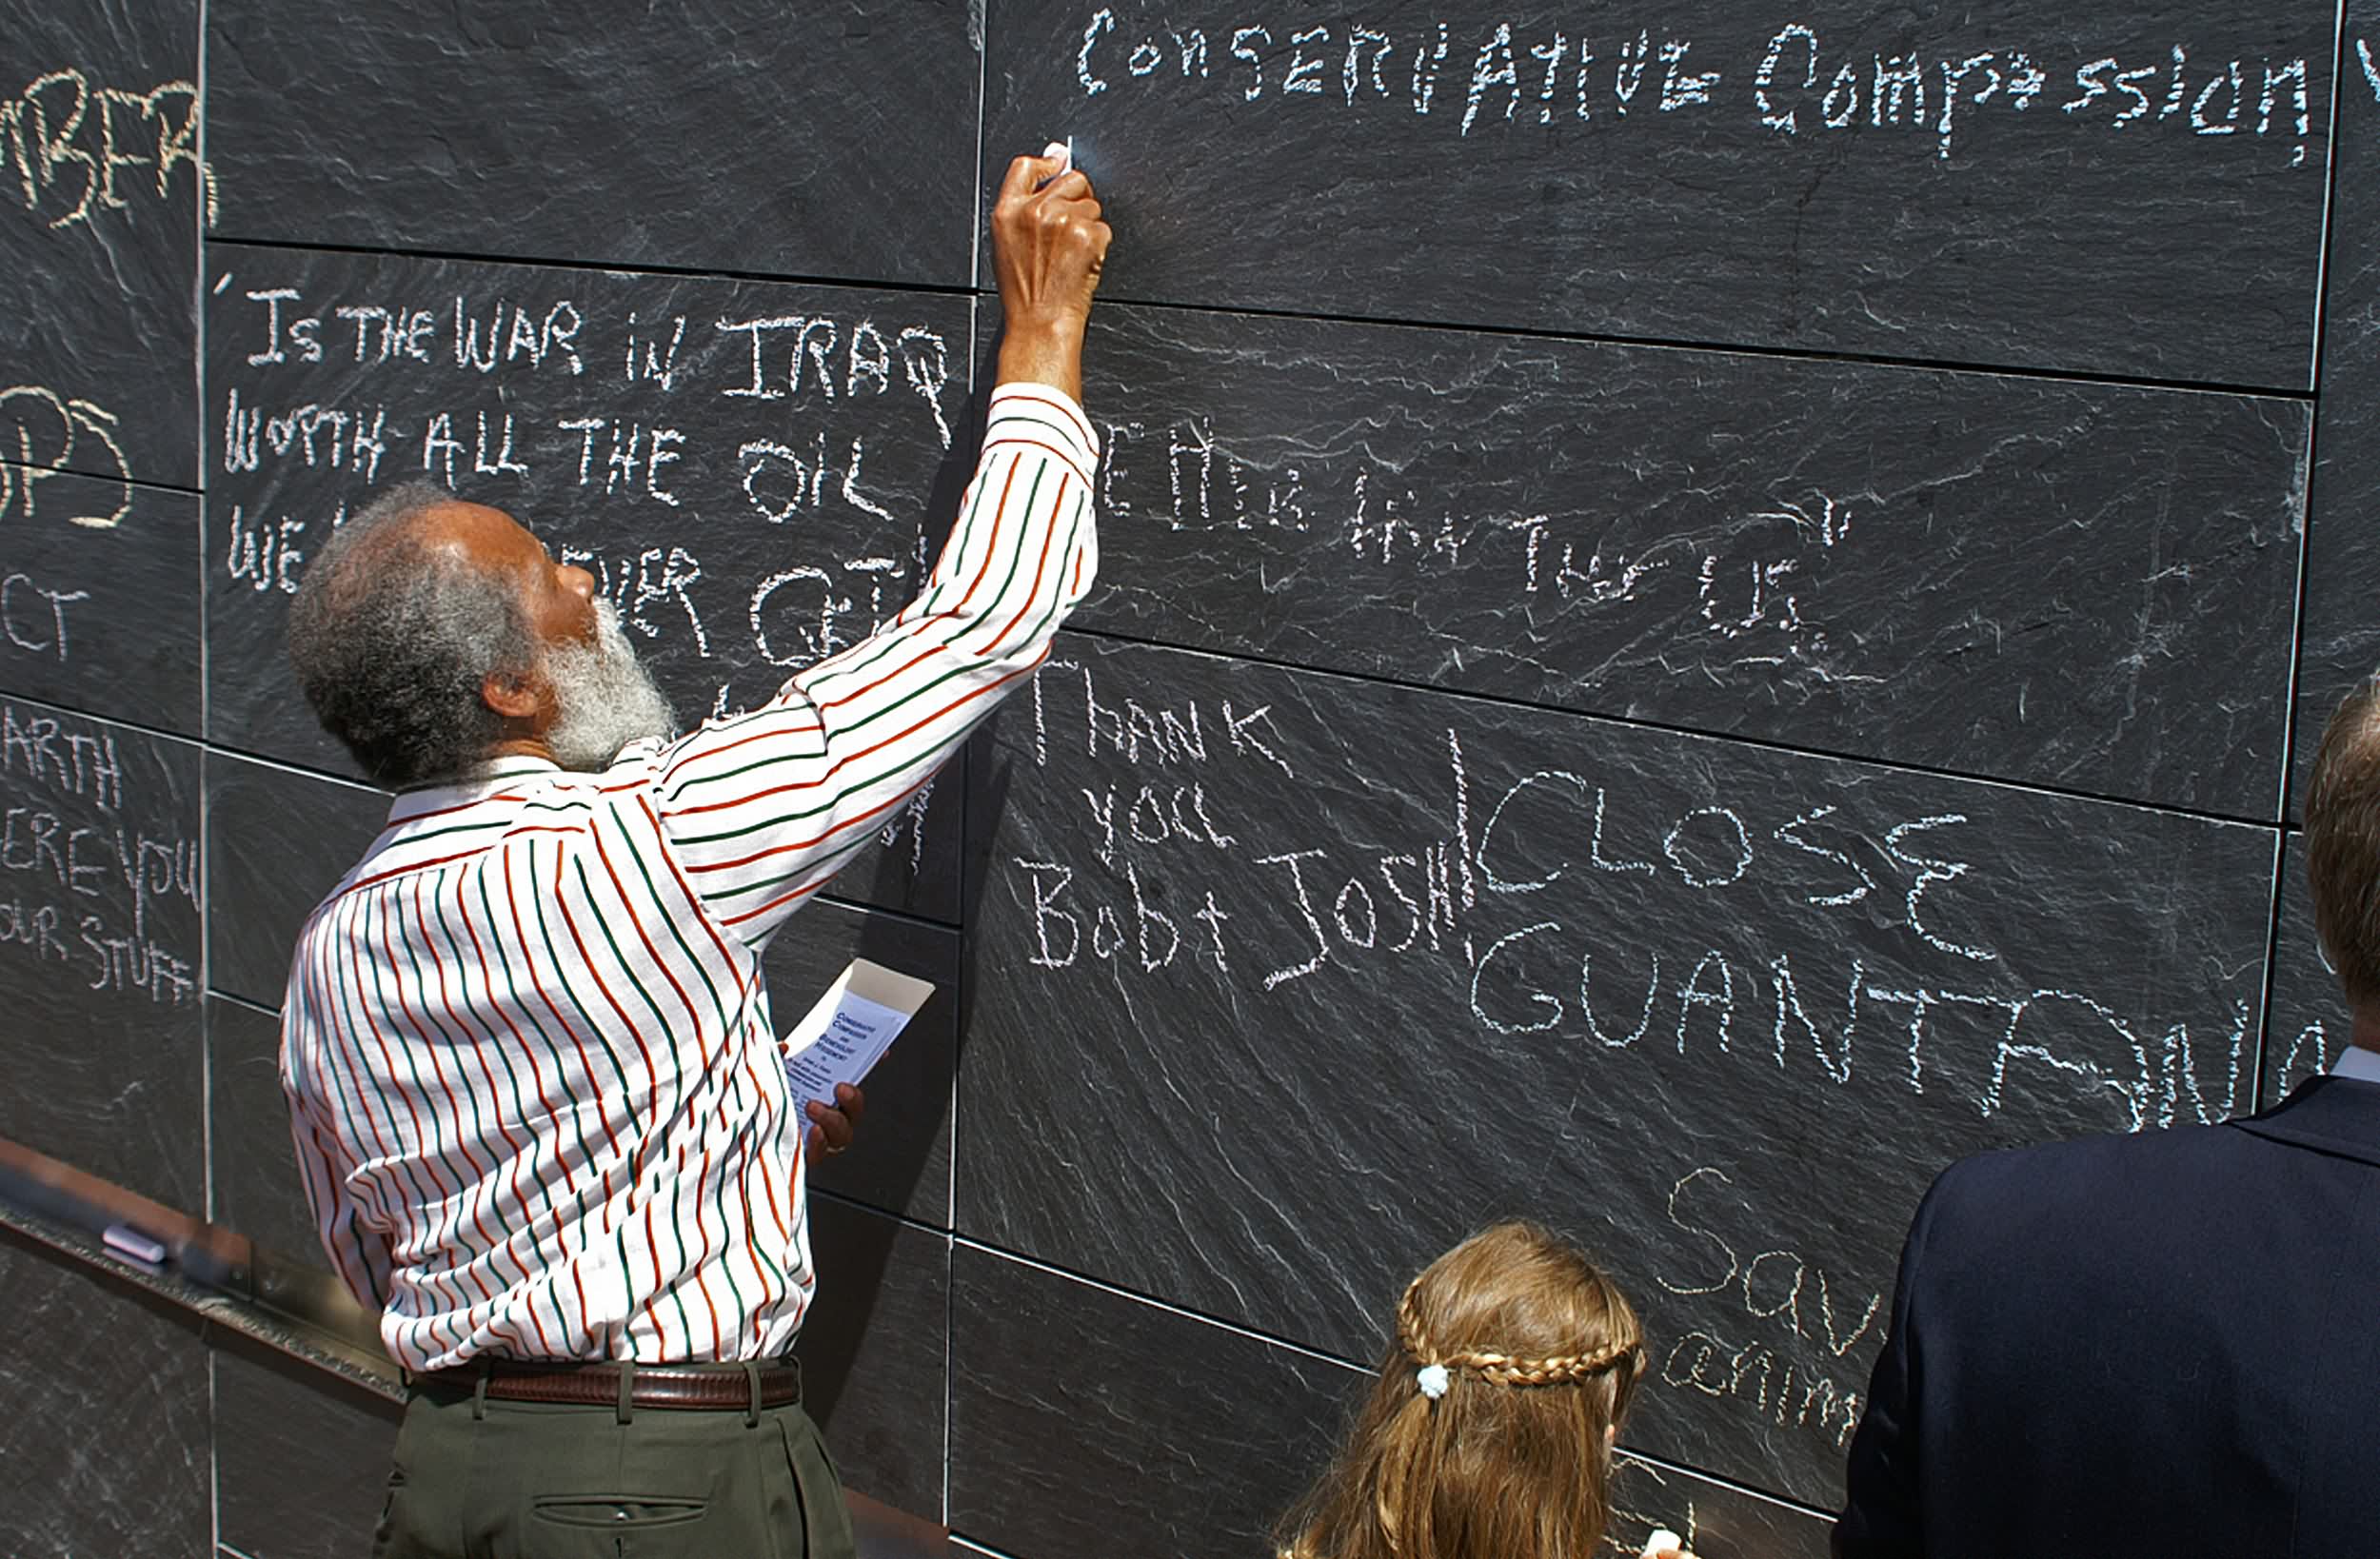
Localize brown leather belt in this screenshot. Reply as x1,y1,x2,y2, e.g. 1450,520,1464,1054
417,1357,803,1411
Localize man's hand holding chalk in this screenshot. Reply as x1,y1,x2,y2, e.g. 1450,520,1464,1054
990,140,1110,401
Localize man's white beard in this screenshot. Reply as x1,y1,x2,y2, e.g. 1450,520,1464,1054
542,601,679,771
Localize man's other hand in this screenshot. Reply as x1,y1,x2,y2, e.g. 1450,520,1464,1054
991,148,1112,401
804,1082,865,1158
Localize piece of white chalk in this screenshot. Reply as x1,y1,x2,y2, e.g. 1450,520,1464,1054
103,1221,166,1266
1642,1530,1684,1558
1042,138,1073,175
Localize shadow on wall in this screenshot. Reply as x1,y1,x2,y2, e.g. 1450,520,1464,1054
794,374,1003,1437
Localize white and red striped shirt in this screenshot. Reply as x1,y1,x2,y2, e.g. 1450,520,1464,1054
280,384,1098,1370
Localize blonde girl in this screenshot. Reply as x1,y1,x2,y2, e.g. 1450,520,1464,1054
1276,1220,1689,1559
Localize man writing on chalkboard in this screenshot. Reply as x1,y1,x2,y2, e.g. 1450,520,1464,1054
1835,681,2380,1554
274,149,1108,1559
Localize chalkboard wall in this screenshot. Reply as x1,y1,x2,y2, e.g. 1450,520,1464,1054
4,1,2370,1554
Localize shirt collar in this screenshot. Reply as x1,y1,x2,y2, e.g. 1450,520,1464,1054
2328,1045,2380,1087
387,757,563,821
397,757,562,795
468,758,563,782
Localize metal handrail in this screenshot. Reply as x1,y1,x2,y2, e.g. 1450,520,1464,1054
0,1134,951,1555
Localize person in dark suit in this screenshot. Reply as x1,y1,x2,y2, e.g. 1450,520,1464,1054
1835,680,2380,1556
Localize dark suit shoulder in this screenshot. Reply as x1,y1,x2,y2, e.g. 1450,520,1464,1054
1908,1095,2380,1295
1904,1085,2380,1313
1923,1115,2256,1224
1871,1080,2380,1555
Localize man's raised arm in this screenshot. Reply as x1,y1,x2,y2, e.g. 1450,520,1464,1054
648,149,1112,947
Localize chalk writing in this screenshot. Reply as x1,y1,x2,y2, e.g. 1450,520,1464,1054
1650,1163,1881,1447
0,569,90,661
0,706,121,809
995,644,2265,1460
1,67,217,229
237,284,585,377
2272,1016,2332,1095
209,256,972,912
1604,1457,1706,1557
738,432,900,525
221,282,957,514
0,385,131,528
1449,772,2251,1133
220,386,393,483
0,702,197,1006
2269,927,2342,1098
1077,11,2316,166
216,274,956,673
743,552,911,665
1659,1324,1863,1448
715,314,955,449
224,504,311,596
1100,413,1873,683
1642,1164,1878,1447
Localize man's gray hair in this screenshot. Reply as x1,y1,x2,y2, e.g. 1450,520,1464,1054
287,481,537,789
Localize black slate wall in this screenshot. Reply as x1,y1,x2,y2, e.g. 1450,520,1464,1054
1,2,2366,1555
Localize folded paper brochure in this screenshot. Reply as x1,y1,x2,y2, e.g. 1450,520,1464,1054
779,958,936,1123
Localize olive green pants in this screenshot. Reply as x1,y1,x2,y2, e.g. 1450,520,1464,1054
372,1372,859,1559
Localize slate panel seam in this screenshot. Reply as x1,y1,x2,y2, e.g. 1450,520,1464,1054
212,987,273,1020
180,742,385,799
208,1346,223,1554
204,740,384,793
2311,0,2356,393
952,1233,1393,1374
2260,0,2334,1061
196,0,215,780
202,231,987,308
2252,829,2291,1106
5,692,208,754
938,1166,957,1532
2263,817,2311,1070
809,889,960,935
198,566,216,1195
951,306,980,1521
944,278,982,1519
967,0,988,309
2284,4,2359,825
202,994,216,1223
1608,1444,1835,1525
1068,289,2325,405
10,702,216,760
816,1186,953,1238
192,239,2321,406
948,1236,1839,1526
0,689,205,754
0,455,204,500
1067,622,2302,833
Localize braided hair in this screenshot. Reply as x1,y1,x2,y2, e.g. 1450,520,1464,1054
1395,1269,1644,1391
1276,1221,1647,1559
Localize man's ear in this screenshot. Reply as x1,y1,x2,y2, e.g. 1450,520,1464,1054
482,668,542,721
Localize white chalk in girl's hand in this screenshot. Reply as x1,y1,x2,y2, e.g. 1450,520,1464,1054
1042,139,1073,174
1642,1530,1684,1558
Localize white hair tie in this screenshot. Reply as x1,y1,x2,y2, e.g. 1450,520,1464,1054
1416,1363,1451,1400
